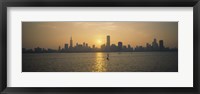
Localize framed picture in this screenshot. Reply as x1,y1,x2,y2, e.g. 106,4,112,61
1,0,200,94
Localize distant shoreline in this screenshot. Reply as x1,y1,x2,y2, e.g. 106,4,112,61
22,51,178,54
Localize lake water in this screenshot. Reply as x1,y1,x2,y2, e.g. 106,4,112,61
22,52,178,72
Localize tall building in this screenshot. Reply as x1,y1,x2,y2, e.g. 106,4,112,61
101,44,106,51
92,45,95,49
70,36,73,48
118,42,123,51
106,35,110,51
64,43,68,50
128,44,131,49
58,46,61,51
152,38,158,49
83,42,86,47
86,43,88,47
159,40,164,49
106,35,110,47
146,43,150,48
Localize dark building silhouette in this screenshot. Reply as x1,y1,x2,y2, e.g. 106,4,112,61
128,44,131,49
101,44,106,51
86,43,88,47
127,44,133,51
64,43,68,50
146,43,152,50
58,46,61,51
106,35,111,51
152,38,159,49
83,42,86,47
106,35,110,47
159,40,164,49
70,36,73,48
47,48,57,52
34,47,42,53
23,48,33,53
23,35,177,53
123,45,127,49
134,38,174,52
118,42,123,51
135,46,145,51
92,45,95,49
110,44,118,51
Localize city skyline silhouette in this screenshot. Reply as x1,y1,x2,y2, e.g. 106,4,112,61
23,35,177,53
22,22,178,50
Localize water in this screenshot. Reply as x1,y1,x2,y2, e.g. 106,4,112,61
22,52,178,72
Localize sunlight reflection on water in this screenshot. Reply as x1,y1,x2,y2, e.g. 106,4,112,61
93,53,107,72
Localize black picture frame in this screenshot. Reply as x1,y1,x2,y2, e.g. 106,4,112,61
0,0,199,94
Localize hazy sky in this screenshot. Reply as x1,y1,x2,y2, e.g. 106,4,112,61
22,22,178,49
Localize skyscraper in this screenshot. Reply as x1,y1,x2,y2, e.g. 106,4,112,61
86,43,88,47
106,35,110,47
152,38,158,49
92,45,95,49
128,44,131,49
83,42,86,47
106,35,110,51
70,36,73,48
159,40,164,49
118,42,123,51
64,43,68,50
58,46,61,51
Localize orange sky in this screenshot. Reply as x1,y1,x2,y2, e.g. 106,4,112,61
22,22,178,49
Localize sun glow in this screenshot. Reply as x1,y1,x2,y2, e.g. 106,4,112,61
96,39,103,48
97,40,102,44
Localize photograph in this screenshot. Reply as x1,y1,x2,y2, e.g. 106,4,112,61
22,21,178,72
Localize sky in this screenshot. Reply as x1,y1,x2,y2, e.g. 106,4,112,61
22,22,178,49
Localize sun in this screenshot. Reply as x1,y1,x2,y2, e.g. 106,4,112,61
97,39,102,44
